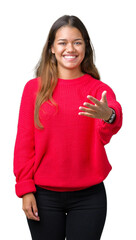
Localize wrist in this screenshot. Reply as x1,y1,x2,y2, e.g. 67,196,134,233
103,108,116,123
103,108,113,121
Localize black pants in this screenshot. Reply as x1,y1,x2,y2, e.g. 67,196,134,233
27,182,107,240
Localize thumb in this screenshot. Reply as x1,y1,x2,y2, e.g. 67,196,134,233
32,198,39,217
101,91,107,103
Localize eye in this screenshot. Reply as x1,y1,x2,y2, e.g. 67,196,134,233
58,42,66,45
74,42,82,45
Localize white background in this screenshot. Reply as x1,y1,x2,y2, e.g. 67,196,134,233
0,0,135,239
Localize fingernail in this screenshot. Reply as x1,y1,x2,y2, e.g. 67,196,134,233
87,95,90,98
35,212,38,217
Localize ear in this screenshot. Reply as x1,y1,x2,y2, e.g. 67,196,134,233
51,45,55,54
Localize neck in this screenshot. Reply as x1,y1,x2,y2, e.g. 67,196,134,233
58,68,84,80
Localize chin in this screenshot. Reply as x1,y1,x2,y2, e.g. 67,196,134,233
62,62,82,69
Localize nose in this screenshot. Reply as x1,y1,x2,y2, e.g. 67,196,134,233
66,43,76,52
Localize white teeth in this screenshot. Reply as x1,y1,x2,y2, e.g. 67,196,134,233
64,56,76,58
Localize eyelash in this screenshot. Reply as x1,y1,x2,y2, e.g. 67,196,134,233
59,42,82,45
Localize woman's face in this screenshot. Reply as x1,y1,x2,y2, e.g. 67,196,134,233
51,26,86,73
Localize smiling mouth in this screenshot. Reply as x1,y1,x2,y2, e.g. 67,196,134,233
63,55,78,59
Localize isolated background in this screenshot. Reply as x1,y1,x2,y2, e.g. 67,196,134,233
0,0,135,239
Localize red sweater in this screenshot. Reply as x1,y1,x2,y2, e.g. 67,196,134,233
13,74,122,198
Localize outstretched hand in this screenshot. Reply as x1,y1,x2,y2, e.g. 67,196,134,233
78,91,112,121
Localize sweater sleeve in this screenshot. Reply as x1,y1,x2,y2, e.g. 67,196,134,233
95,83,123,145
13,80,36,198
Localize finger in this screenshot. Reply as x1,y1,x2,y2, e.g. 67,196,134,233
24,207,40,221
27,209,40,221
83,102,97,110
78,112,96,118
101,91,108,104
32,204,39,217
87,95,101,106
32,201,40,220
79,106,96,114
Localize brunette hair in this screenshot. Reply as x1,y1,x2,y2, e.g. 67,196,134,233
34,15,100,129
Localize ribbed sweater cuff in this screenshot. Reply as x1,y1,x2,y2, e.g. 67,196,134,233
15,179,36,198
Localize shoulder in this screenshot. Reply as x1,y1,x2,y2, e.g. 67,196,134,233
23,77,39,91
22,77,40,98
86,74,116,100
20,77,40,103
86,74,114,93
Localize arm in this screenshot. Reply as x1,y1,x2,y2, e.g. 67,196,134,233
78,84,123,145
94,85,123,145
13,80,36,198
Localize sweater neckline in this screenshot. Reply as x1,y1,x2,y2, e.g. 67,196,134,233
58,73,90,85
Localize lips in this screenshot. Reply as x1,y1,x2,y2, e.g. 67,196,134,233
63,55,78,60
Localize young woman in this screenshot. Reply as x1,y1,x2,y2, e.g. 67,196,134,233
13,15,122,240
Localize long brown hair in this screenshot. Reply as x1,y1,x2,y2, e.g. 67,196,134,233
34,15,100,129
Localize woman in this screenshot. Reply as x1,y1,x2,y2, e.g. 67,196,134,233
13,15,122,240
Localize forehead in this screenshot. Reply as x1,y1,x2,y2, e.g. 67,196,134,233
55,26,83,40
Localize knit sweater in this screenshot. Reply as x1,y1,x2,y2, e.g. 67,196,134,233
13,74,122,198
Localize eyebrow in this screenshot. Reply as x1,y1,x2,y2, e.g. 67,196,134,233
57,38,83,42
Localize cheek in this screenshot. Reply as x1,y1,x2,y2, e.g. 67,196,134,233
78,45,85,55
79,48,85,59
54,45,65,55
